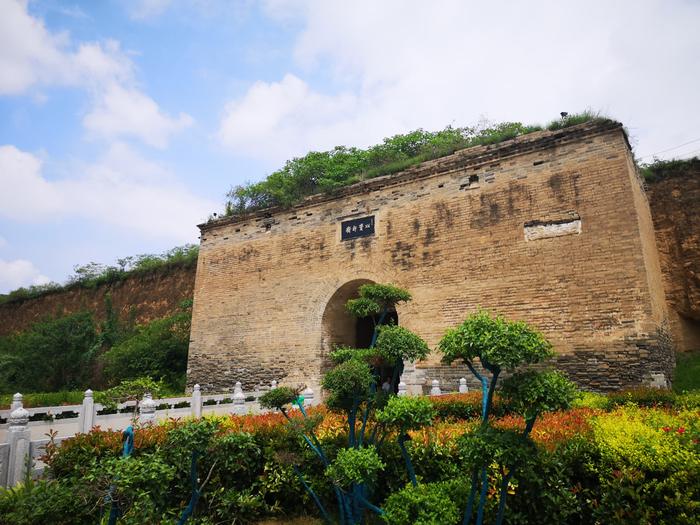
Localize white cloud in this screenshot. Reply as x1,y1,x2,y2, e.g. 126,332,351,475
83,84,193,148
0,258,50,292
0,145,65,219
127,0,173,20
0,0,71,94
221,0,700,162
0,144,217,241
218,74,359,162
0,0,192,148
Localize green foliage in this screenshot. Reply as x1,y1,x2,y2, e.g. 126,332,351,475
0,244,198,305
85,453,176,512
325,446,385,488
355,284,412,310
345,297,382,318
329,346,380,365
0,390,85,409
439,309,553,370
222,116,612,217
545,110,609,131
375,325,429,365
382,479,469,525
208,432,263,490
0,299,192,396
430,393,513,421
590,409,700,524
640,156,700,183
95,377,165,409
259,387,301,411
571,391,610,410
376,395,434,432
674,350,700,392
321,358,374,412
458,426,537,471
100,304,191,390
0,312,98,393
0,479,93,525
501,370,577,421
345,283,411,320
8,401,698,524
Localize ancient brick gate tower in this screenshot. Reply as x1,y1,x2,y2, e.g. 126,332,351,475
187,121,675,394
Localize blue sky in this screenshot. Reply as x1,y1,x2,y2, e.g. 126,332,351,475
1,0,699,293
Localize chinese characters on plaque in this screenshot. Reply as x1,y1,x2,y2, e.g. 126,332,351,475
341,216,375,240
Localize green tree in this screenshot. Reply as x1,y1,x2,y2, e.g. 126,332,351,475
0,312,98,393
438,309,577,525
100,302,191,390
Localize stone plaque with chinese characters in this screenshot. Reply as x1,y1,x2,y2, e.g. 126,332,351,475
341,216,375,240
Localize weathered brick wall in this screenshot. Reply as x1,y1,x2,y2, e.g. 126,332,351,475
188,121,674,393
0,267,195,336
647,165,700,353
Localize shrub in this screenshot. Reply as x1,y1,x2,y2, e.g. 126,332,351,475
208,432,263,490
223,116,609,217
325,446,385,488
375,325,430,365
83,453,177,514
0,479,93,525
382,479,469,525
321,359,374,413
0,312,98,394
591,409,700,524
605,387,677,408
100,305,191,390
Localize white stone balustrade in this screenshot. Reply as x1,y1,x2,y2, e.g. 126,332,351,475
430,379,442,396
459,378,468,393
1,379,292,487
397,381,407,396
138,393,157,425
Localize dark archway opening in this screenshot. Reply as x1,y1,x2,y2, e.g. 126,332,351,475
321,281,401,391
355,310,398,349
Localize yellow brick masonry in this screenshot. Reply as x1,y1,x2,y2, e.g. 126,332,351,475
187,121,674,393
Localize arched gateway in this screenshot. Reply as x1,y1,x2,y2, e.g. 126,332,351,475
186,121,675,394
320,279,400,379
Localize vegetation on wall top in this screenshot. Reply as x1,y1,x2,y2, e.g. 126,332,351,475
223,111,613,217
0,244,198,306
640,156,700,183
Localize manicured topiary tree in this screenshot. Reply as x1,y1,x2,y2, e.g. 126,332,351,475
261,283,432,525
375,396,434,487
438,309,577,525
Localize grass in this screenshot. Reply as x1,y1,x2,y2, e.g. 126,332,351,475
225,111,615,218
673,350,700,392
0,390,86,409
640,156,700,183
0,385,188,410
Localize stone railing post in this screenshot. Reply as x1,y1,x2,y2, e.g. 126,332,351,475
191,384,202,418
10,393,22,411
271,380,277,389
78,389,95,434
302,387,314,407
397,381,407,396
430,379,442,396
6,399,31,487
138,393,157,425
233,382,245,414
459,378,468,394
